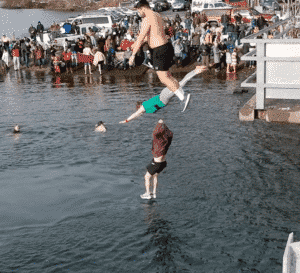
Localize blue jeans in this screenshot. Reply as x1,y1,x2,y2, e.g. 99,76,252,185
24,53,30,67
144,52,150,64
123,58,129,69
231,33,238,44
222,23,228,34
227,32,233,41
37,59,45,66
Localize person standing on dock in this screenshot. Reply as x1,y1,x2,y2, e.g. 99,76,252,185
36,21,44,42
129,0,191,111
28,24,37,41
140,119,173,199
83,43,93,75
12,44,20,71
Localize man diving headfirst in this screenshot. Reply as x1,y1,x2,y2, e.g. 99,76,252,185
120,65,207,123
126,0,206,114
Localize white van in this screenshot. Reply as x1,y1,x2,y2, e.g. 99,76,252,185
191,0,232,14
69,14,117,32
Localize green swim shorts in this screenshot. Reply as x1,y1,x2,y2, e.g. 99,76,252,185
142,95,166,114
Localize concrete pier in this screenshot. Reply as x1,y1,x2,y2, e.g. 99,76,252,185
283,233,300,273
239,95,300,123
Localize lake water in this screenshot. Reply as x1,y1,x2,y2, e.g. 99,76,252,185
1,6,300,273
0,7,81,39
1,66,300,273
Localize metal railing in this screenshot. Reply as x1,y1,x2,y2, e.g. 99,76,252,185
240,16,300,110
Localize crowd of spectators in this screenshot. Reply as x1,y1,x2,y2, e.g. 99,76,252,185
0,11,294,74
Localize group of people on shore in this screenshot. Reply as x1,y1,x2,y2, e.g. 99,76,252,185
0,9,290,74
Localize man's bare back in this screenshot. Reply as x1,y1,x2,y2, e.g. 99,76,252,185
143,10,168,49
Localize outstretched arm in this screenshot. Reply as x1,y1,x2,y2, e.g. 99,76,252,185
119,105,146,124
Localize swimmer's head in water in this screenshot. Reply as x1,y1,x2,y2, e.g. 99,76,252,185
14,125,20,133
136,101,142,110
95,121,106,132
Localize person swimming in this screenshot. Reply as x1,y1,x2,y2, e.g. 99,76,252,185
95,121,106,132
13,125,20,134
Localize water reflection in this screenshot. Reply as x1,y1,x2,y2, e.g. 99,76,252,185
84,75,94,86
25,70,31,80
142,202,188,272
226,72,238,81
52,76,62,88
34,71,46,82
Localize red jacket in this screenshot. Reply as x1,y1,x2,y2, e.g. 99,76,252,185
62,52,72,61
12,49,20,57
119,39,134,51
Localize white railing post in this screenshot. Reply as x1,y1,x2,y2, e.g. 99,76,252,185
256,41,266,109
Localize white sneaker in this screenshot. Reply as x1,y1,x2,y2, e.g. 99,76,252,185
182,93,191,112
140,193,151,199
152,193,156,199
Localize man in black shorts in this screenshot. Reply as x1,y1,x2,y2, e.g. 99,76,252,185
141,119,173,199
129,0,191,111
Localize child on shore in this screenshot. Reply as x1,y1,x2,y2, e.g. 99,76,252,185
226,48,232,73
231,47,237,73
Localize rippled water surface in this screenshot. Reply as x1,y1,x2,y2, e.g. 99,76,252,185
0,68,300,273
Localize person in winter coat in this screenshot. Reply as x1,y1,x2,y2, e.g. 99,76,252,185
36,21,44,42
221,13,230,34
184,16,192,36
28,24,37,41
199,40,210,67
172,38,184,66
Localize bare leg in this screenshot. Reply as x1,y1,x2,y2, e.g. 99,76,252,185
144,171,152,195
153,173,158,195
84,65,87,74
156,70,180,93
227,64,230,73
89,64,92,74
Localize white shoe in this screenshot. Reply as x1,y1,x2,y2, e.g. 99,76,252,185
140,193,151,199
182,93,191,112
152,193,156,199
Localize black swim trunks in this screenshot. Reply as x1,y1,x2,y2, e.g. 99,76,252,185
152,42,174,71
146,159,167,175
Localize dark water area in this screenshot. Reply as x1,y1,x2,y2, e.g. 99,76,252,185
0,68,300,273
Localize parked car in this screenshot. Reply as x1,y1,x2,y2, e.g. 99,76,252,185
191,0,233,13
46,23,103,48
172,0,190,11
232,8,274,23
149,0,170,11
260,0,281,11
68,14,118,33
119,7,139,16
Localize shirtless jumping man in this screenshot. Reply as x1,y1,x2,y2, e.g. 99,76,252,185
126,0,207,114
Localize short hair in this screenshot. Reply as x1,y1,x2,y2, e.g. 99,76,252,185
133,0,150,9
